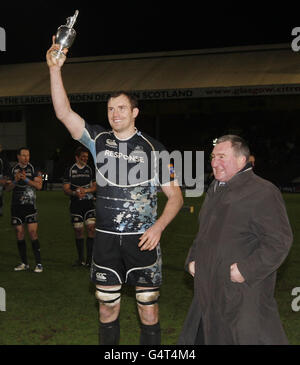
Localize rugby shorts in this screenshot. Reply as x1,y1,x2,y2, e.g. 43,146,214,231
11,204,38,225
70,199,96,225
91,230,162,287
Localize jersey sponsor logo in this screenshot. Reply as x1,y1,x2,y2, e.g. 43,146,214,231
104,149,145,163
71,172,90,178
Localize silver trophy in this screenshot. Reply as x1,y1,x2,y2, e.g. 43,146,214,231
52,10,79,59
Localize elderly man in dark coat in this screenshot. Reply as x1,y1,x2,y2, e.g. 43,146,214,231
178,135,293,345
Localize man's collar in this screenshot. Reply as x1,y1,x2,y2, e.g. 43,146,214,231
213,163,253,192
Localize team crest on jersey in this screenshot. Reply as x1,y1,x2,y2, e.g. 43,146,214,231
106,139,118,148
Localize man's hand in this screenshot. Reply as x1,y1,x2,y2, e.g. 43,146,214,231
76,187,86,199
19,170,27,181
14,171,22,181
46,35,68,68
188,261,195,277
230,263,245,283
138,223,163,251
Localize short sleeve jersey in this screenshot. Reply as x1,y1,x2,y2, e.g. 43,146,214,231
63,163,95,202
78,122,174,234
10,163,40,206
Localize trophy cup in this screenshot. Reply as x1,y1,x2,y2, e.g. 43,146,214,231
52,10,79,59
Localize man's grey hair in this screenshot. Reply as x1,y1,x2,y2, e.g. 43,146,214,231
215,135,250,160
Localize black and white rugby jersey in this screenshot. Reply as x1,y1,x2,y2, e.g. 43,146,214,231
10,163,41,206
63,163,95,202
78,122,174,234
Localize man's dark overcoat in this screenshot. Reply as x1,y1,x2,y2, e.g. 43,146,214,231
178,168,293,345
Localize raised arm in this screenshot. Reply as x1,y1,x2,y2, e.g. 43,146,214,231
46,36,84,140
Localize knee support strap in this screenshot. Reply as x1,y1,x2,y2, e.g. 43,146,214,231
73,222,84,229
85,217,96,226
95,285,121,307
136,288,160,306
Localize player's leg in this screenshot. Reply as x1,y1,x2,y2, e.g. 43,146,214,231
91,231,124,345
27,221,42,272
136,286,161,345
84,208,96,266
73,223,85,265
14,224,29,270
11,206,29,271
95,284,122,345
70,201,85,265
124,235,162,345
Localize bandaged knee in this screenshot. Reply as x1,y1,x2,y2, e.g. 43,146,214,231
95,285,121,307
136,288,160,306
85,218,96,226
73,222,84,228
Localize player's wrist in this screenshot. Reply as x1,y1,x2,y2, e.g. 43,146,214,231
155,221,165,232
49,63,61,72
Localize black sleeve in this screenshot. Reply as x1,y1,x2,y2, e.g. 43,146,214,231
84,121,107,140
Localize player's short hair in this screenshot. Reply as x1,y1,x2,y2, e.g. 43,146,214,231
75,146,89,157
108,91,139,110
17,147,30,155
215,135,250,160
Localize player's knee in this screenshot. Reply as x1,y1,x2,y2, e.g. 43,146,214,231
85,218,96,227
136,288,160,307
95,285,122,308
74,226,84,238
86,221,95,236
15,227,25,240
73,222,84,229
28,230,38,241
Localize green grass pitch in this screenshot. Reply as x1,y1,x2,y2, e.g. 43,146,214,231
0,191,299,345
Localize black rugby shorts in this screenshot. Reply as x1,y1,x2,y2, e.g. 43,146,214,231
91,230,162,287
70,199,96,224
11,204,38,225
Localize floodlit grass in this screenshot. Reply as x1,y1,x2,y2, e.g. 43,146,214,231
0,191,299,345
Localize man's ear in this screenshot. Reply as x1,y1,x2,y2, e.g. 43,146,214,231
133,107,139,119
238,155,247,168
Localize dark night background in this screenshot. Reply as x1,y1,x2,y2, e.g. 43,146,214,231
0,2,297,63
1,2,300,186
